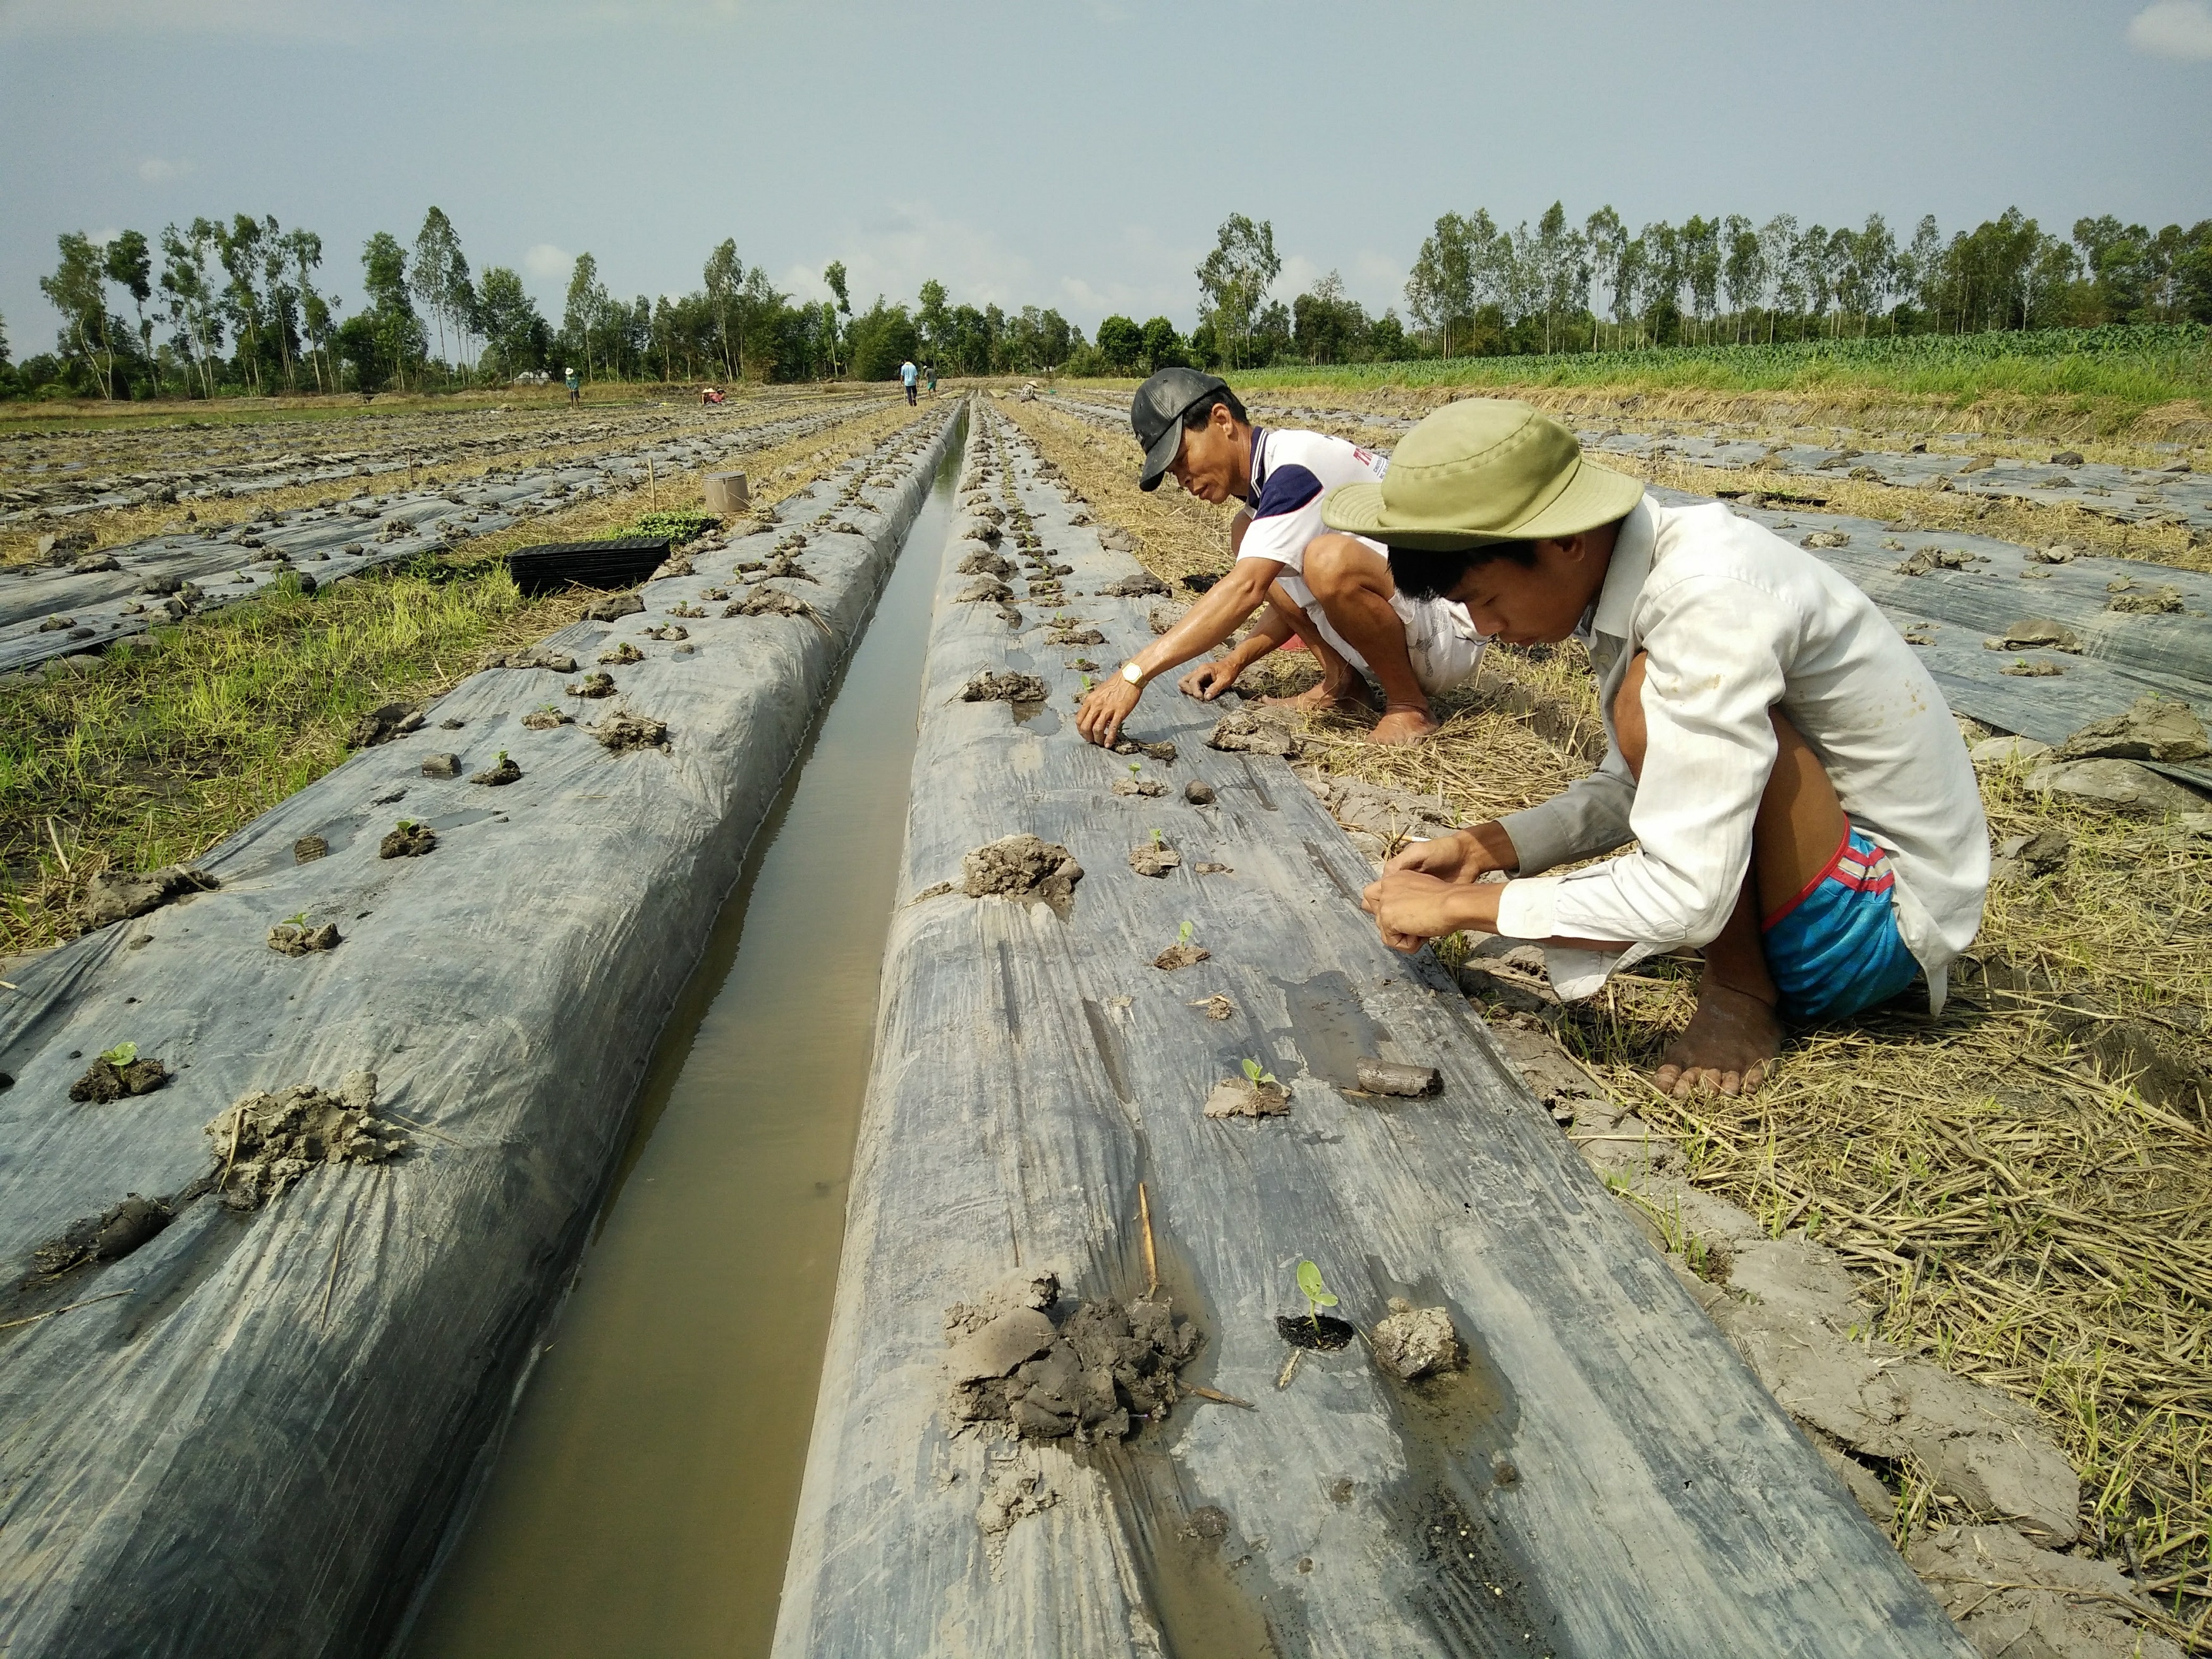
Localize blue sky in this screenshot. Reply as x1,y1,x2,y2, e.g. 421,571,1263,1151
2,0,2208,361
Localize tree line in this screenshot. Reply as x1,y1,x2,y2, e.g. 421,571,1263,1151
5,208,1100,401
1108,205,2212,373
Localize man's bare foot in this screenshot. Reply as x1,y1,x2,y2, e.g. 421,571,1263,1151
1653,981,1782,1097
1261,677,1382,715
1366,705,1439,746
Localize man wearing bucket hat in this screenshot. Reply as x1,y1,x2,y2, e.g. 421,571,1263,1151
1330,400,1988,1096
1074,368,1485,749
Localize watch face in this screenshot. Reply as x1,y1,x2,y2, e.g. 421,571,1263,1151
1122,662,1143,684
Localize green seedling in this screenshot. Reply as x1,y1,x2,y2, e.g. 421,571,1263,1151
495,749,509,762
1129,761,1143,774
396,819,418,832
1177,920,1194,947
1081,675,1095,692
283,909,310,930
1150,827,1164,848
1241,1056,1279,1088
100,1042,138,1067
1296,1260,1338,1332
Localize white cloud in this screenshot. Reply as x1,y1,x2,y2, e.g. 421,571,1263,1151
137,155,193,183
0,0,372,39
777,201,1043,315
523,243,576,282
2127,0,2212,59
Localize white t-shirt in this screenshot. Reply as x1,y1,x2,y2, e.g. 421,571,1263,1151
1237,427,1388,612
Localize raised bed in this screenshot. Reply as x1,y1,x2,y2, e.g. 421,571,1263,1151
772,406,1971,1656
0,404,963,1659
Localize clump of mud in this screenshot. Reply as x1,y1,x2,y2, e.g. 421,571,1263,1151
1113,776,1166,798
470,755,522,786
29,1194,173,1278
480,648,578,673
1112,738,1176,763
1154,943,1210,970
1190,993,1235,1019
1205,1076,1289,1119
379,821,436,859
1371,1299,1466,1379
349,703,424,747
727,587,823,626
961,671,1047,704
420,752,462,778
599,641,643,664
956,576,1013,605
294,836,328,863
957,548,1012,577
1095,572,1168,599
568,671,616,698
1048,623,1105,647
77,865,219,930
642,624,688,641
268,919,341,955
961,835,1083,911
1984,617,2081,653
590,710,671,753
70,1050,169,1102
1185,780,1217,805
1207,712,1299,757
522,708,572,731
2057,692,2209,763
204,1071,408,1210
946,1270,1202,1442
584,592,643,622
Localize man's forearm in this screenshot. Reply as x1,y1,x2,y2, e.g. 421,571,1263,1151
1126,564,1277,679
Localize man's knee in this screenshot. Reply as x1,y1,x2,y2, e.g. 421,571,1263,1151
1303,533,1386,602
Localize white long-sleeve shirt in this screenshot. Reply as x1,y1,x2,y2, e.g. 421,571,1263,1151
1492,495,1988,1011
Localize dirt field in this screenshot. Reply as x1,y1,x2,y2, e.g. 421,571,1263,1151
1001,387,2212,1653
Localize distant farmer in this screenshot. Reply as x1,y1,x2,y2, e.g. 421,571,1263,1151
927,363,939,395
1076,369,1484,749
1342,400,1990,1097
901,359,918,405
700,385,726,406
565,367,580,405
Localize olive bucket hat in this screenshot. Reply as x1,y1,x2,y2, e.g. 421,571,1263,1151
1320,399,1644,550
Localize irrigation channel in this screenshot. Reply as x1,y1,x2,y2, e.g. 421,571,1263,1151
402,415,966,1654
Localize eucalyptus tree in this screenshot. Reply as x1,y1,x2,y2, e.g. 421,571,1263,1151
1533,202,1585,354
1900,215,1944,325
159,220,224,397
1405,212,1477,357
1721,216,1762,343
704,240,743,378
1757,214,1799,340
1638,220,1683,341
104,231,154,386
1195,214,1280,368
1794,224,1834,334
360,230,423,390
1611,232,1647,346
1583,206,1626,348
279,229,334,392
563,252,608,380
39,233,116,398
475,265,545,380
1682,216,1720,343
214,214,276,394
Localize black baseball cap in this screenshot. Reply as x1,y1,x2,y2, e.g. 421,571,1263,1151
1131,368,1231,492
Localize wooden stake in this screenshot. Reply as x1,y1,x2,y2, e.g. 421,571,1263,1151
0,1287,133,1332
1138,1181,1158,1298
1189,1385,1256,1410
1275,1348,1303,1390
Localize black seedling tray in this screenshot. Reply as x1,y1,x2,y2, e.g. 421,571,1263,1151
505,536,673,596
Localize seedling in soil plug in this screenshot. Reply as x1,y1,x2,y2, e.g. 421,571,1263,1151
1153,920,1210,971
466,751,525,786
1151,827,1164,848
282,911,310,930
1243,1056,1279,1088
1177,920,1194,948
70,1042,169,1102
379,819,437,859
1275,1261,1355,1351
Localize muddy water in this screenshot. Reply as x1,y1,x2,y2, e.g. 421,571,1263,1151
403,424,963,1658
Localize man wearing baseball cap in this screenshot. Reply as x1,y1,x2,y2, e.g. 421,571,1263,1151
1074,368,1484,749
1331,399,1988,1097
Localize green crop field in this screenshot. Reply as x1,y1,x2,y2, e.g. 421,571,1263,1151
1215,324,2212,412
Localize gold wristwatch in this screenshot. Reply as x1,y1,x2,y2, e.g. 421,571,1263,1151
1120,660,1144,686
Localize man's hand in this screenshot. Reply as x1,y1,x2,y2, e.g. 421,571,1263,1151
1383,822,1518,885
1076,675,1143,748
1177,658,1240,701
1361,869,1490,953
